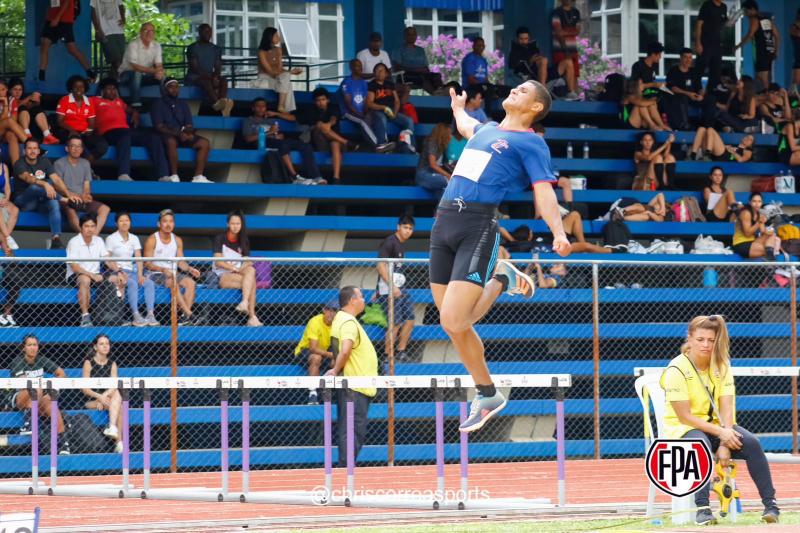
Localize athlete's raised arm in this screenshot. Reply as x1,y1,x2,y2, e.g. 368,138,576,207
533,181,571,257
450,87,481,140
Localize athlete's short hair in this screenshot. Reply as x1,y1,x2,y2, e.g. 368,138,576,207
524,80,552,121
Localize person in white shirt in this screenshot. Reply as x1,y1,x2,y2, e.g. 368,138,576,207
67,214,126,328
212,212,262,327
357,32,393,78
91,0,126,77
119,22,165,108
105,211,157,327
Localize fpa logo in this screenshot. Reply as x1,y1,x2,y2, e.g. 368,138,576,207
645,439,713,497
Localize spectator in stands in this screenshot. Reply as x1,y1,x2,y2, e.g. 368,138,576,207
759,84,791,132
0,248,21,327
792,10,800,95
391,27,445,95
38,0,95,83
665,48,703,131
298,88,353,184
733,192,781,260
7,78,56,145
0,148,19,254
340,59,391,152
54,135,111,234
367,63,415,151
507,26,548,87
551,0,581,101
704,166,739,222
119,22,165,109
91,0,126,78
445,128,467,167
357,32,392,78
463,86,489,123
106,211,158,327
212,211,262,327
55,76,109,164
778,108,800,166
689,128,754,162
12,139,79,249
143,209,202,325
295,299,338,404
610,194,668,222
462,37,489,90
67,214,126,328
661,315,780,525
81,334,123,453
533,260,570,288
376,216,415,361
633,132,676,190
8,335,70,454
716,75,758,133
151,77,213,183
241,97,325,185
326,285,378,466
186,24,234,117
502,223,619,256
693,0,728,97
255,27,302,113
735,1,779,89
416,123,451,196
93,77,170,182
0,79,28,164
631,42,667,101
622,79,669,131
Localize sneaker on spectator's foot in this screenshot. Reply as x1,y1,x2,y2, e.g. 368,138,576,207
49,236,63,249
695,508,716,525
115,441,124,453
396,350,410,362
43,134,60,145
310,177,328,185
103,425,119,439
5,314,17,327
292,176,314,185
158,174,180,183
117,174,133,181
132,313,147,327
307,391,318,405
375,142,396,153
145,313,160,326
0,315,9,328
222,98,234,117
58,438,71,456
563,91,580,101
192,175,213,183
80,314,93,328
604,244,629,253
178,314,192,326
494,260,535,298
158,175,173,182
762,501,780,523
7,236,19,250
19,410,32,435
459,391,507,433
235,301,248,314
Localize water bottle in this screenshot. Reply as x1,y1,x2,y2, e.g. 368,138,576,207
257,125,266,152
566,141,573,159
703,267,718,288
582,142,589,159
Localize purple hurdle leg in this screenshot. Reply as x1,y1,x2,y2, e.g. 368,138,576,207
121,383,130,491
458,381,468,507
142,385,151,493
554,381,566,507
322,381,333,501
433,379,444,509
346,383,355,503
239,382,250,497
48,383,58,491
219,381,230,497
29,383,39,493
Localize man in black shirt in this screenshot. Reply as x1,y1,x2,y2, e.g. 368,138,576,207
376,215,415,362
507,26,548,87
666,48,704,130
735,0,780,89
298,88,353,184
693,0,728,95
630,42,665,98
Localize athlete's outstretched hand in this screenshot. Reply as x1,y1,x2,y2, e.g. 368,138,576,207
552,235,572,257
450,87,467,113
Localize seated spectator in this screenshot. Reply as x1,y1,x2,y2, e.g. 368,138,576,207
376,216,415,361
631,42,667,101
254,27,301,113
7,78,57,144
212,211,262,327
298,88,354,184
0,79,28,164
415,123,451,196
118,22,165,108
462,37,490,89
151,78,212,183
186,24,233,117
339,59,391,152
81,334,123,453
502,222,619,256
778,108,800,166
106,211,158,327
54,75,109,164
507,26,548,87
533,259,570,288
90,0,126,78
295,300,338,404
464,86,489,123
357,32,392,79
391,27,445,95
445,128,467,166
241,97,325,185
633,132,676,190
12,139,79,249
622,79,669,131
0,248,21,327
704,166,739,222
367,63,415,151
8,335,70,454
38,0,95,83
67,214,126,328
143,209,202,325
54,135,111,234
610,194,668,222
92,77,170,181
0,149,19,253
733,192,781,260
759,83,791,132
551,0,581,100
665,48,703,131
716,75,759,133
689,128,754,162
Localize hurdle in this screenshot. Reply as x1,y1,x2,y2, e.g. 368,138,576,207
0,373,571,511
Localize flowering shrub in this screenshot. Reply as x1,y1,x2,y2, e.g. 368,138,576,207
417,34,505,85
576,37,625,98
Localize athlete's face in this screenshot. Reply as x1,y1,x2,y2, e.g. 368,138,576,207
502,82,543,116
396,223,414,242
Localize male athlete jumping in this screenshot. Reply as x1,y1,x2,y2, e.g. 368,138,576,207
430,81,571,432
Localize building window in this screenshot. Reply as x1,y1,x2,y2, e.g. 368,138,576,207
404,8,504,51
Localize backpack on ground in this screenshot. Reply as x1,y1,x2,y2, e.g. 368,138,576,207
67,413,110,454
599,73,625,102
602,219,632,246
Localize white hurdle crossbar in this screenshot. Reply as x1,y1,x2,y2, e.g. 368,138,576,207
0,374,571,510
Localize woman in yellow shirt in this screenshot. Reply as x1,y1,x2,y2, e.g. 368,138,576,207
731,192,781,260
661,315,779,525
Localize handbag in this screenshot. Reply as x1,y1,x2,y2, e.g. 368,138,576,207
360,303,388,328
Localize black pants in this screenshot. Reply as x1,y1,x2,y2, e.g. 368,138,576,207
693,48,723,94
684,425,776,507
716,111,758,133
103,127,169,178
665,94,691,131
336,389,372,467
265,137,321,180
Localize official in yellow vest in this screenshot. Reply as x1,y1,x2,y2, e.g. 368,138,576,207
326,285,378,466
660,315,778,525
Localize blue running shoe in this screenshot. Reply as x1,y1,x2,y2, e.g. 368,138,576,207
495,260,534,298
459,391,507,433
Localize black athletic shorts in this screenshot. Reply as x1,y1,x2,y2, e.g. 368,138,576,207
41,22,75,44
429,200,500,287
754,52,775,74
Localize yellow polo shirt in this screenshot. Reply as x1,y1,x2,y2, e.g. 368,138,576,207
330,310,378,398
660,353,736,439
294,314,332,356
